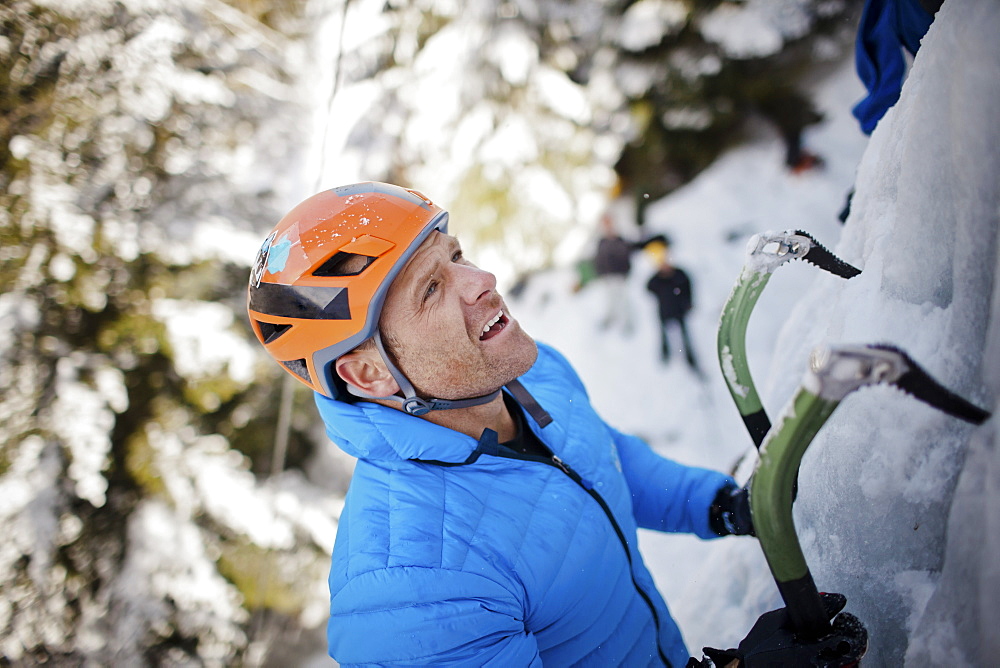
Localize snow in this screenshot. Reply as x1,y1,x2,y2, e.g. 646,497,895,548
618,0,687,52
51,363,115,507
486,25,538,85
507,0,999,663
152,299,259,385
741,231,810,275
698,0,815,60
114,499,249,663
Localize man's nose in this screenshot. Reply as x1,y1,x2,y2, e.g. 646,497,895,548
453,263,497,304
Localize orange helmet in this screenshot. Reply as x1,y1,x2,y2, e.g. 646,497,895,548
247,182,448,399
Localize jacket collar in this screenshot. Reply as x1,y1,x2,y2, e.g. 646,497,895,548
314,391,480,464
314,343,567,465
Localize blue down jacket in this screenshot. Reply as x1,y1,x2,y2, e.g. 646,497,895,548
315,343,733,667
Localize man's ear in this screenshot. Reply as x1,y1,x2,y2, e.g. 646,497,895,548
335,348,400,398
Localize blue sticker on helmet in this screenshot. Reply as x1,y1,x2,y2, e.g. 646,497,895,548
268,236,292,273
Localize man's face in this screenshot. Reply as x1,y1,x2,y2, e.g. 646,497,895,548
378,231,538,401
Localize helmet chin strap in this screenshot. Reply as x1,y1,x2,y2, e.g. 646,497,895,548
344,332,553,427
345,331,502,416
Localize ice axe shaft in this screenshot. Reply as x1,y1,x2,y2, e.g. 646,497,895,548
717,230,861,450
751,344,990,638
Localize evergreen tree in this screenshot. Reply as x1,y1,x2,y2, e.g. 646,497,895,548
0,1,334,663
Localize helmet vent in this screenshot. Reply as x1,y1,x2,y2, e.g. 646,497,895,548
313,252,375,277
257,320,291,344
282,358,311,383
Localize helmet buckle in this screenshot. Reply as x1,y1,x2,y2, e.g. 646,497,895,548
403,397,431,416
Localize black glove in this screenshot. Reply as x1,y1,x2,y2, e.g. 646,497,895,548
691,592,868,668
709,482,755,537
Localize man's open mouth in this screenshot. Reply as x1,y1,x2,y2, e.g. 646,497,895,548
479,310,509,341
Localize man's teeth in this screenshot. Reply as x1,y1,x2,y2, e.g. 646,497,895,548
482,311,504,335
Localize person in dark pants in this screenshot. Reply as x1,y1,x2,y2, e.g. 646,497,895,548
644,235,700,373
593,212,636,333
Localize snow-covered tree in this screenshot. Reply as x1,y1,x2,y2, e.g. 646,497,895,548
318,0,861,285
0,1,339,663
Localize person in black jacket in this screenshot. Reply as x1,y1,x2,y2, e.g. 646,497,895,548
644,234,700,373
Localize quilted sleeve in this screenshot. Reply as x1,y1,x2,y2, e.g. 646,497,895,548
328,566,541,667
611,426,733,539
532,342,733,539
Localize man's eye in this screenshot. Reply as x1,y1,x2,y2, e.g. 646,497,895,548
452,250,463,262
424,280,439,301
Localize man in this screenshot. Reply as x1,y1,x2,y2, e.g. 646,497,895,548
592,212,636,333
643,234,700,374
247,182,753,667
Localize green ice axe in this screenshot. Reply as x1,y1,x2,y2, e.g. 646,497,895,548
751,343,991,639
717,230,860,449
